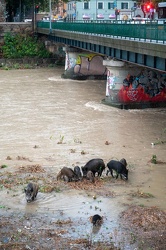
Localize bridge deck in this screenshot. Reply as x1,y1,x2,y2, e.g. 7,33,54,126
37,21,166,71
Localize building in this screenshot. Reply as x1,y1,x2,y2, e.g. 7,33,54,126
66,0,143,21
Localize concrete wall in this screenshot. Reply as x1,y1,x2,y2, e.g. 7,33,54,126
0,0,6,22
0,22,32,44
0,23,64,63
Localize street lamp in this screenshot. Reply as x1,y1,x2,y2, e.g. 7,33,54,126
114,0,118,20
19,0,22,21
96,0,97,21
49,0,52,33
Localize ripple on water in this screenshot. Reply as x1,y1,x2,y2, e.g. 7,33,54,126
48,77,78,82
85,101,120,112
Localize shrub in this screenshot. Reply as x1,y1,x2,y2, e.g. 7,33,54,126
2,33,51,58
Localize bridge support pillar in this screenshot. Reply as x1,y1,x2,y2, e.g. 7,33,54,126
102,59,166,108
103,59,141,105
63,46,81,71
62,47,107,79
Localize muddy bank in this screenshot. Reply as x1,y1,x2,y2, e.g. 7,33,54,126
0,165,166,249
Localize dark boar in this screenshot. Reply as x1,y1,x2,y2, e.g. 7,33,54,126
57,167,78,182
86,170,95,183
82,158,105,177
90,214,103,226
120,158,127,168
24,182,39,203
74,166,82,180
106,159,128,180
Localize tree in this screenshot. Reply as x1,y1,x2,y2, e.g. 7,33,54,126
5,0,68,22
0,0,6,22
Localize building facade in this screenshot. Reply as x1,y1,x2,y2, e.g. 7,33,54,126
66,0,143,21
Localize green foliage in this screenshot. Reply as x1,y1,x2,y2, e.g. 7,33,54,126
2,33,51,59
0,205,6,209
151,154,157,164
0,165,8,168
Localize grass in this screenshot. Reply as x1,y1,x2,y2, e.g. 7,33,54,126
131,189,154,198
1,165,8,168
0,205,6,209
57,135,65,144
39,185,61,193
151,155,157,164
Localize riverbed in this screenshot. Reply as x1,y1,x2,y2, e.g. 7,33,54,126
0,67,166,249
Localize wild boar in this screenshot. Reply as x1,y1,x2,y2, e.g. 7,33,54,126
106,159,128,180
74,166,83,180
57,167,78,182
24,182,39,202
90,214,103,226
86,170,95,183
82,158,105,177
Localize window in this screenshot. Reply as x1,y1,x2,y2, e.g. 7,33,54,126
108,2,114,10
68,3,72,10
121,2,129,9
83,2,89,9
98,2,104,10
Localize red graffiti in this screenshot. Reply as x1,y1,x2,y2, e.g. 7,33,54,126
118,85,166,103
127,89,138,101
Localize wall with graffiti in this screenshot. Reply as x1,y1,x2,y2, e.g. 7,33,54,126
65,52,107,76
106,68,166,103
74,53,107,76
65,52,79,71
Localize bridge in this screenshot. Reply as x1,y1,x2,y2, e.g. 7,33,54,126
37,20,166,108
37,20,166,72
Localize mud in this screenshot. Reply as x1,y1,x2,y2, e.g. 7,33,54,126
0,67,166,249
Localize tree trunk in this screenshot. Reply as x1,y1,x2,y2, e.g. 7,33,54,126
0,0,6,22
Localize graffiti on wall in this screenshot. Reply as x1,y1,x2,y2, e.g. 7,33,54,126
74,54,107,76
66,53,77,70
106,69,166,103
119,69,166,103
106,70,116,97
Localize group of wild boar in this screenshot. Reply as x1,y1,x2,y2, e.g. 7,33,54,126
24,158,128,226
56,158,128,183
24,158,128,202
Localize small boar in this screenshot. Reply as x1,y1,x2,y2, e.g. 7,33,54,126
74,166,83,180
24,182,39,203
82,158,105,177
63,175,69,182
106,159,128,180
57,167,78,182
90,214,103,226
86,170,95,183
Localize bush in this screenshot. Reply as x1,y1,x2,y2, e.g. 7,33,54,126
2,33,51,59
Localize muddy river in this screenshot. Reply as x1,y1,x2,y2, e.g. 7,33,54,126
0,67,166,249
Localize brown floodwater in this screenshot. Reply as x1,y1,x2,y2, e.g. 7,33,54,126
0,67,166,249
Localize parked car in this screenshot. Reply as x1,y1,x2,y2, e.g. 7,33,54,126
24,18,32,22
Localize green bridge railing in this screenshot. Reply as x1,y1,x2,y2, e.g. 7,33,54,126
37,20,166,44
